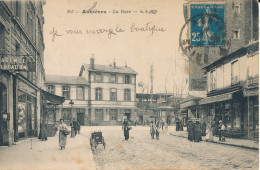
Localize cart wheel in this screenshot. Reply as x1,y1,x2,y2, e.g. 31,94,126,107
102,137,105,149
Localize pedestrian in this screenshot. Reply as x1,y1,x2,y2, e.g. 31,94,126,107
165,122,168,130
180,120,183,131
156,122,160,140
194,120,202,142
150,121,155,139
122,118,131,140
187,120,192,141
39,119,48,141
218,120,223,141
201,121,207,136
58,119,69,150
176,119,180,131
54,121,59,136
72,118,78,136
205,123,214,142
161,121,164,130
77,121,81,134
190,121,195,142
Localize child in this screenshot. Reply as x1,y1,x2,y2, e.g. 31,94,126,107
156,122,160,140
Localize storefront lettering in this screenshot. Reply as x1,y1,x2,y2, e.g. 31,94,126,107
0,57,27,70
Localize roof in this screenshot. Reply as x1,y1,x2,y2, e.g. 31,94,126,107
45,75,88,85
203,40,259,71
82,64,138,75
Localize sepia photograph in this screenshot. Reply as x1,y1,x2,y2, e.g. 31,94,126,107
0,0,259,169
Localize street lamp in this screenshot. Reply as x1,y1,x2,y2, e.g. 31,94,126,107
69,100,74,121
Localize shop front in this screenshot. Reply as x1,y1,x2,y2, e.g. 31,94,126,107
16,79,38,140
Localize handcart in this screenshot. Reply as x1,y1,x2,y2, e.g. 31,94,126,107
90,131,105,153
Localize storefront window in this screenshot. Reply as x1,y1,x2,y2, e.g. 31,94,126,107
18,91,27,132
62,108,72,121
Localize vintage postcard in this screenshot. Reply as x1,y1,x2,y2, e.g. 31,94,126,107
0,0,259,169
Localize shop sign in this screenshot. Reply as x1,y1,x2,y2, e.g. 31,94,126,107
0,57,27,70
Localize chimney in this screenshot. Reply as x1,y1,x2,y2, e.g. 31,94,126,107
113,59,116,68
90,54,94,69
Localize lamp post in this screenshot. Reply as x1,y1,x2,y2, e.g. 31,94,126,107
69,100,74,120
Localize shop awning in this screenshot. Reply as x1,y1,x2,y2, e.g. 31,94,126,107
243,88,259,97
41,89,65,105
198,92,233,105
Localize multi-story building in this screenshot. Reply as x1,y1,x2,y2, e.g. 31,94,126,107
0,1,48,145
181,0,259,127
45,75,89,125
79,57,137,125
183,0,258,92
44,57,138,126
198,41,258,140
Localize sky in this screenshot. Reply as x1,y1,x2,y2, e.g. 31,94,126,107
43,0,188,94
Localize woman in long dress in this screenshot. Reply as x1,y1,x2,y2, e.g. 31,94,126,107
205,123,214,142
58,119,68,149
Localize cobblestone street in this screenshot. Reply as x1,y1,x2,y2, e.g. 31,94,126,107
87,126,259,170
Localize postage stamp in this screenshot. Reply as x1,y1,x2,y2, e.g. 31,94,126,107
190,4,225,46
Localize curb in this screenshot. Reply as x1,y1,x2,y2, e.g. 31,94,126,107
168,132,259,151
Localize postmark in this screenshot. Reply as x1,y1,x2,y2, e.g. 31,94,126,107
179,3,231,66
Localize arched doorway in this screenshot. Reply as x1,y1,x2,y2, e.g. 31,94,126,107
0,82,8,146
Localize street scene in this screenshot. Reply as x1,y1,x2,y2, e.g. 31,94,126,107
0,0,259,169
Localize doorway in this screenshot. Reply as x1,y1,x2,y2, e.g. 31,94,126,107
0,82,8,146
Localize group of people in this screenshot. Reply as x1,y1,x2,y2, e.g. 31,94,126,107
187,120,207,142
150,121,165,140
70,118,81,137
187,119,226,142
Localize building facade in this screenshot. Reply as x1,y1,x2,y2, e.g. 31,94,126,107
0,1,46,146
45,57,138,126
79,57,137,125
45,75,89,126
199,41,259,139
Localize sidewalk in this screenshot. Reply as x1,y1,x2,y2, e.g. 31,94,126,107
0,131,96,170
167,126,259,150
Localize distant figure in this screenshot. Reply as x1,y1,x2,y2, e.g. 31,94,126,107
187,120,193,141
122,118,130,140
205,123,214,142
150,121,155,139
39,119,48,141
179,121,183,131
161,121,164,130
202,121,207,136
194,121,202,142
156,122,160,140
77,121,81,134
72,118,78,136
58,119,68,150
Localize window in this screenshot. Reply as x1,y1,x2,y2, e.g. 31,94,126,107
232,30,240,39
95,88,103,100
95,109,103,121
95,74,102,82
124,89,131,101
76,87,84,100
124,75,131,84
110,88,117,101
110,75,117,83
47,85,55,94
62,86,70,100
231,60,239,85
210,70,216,91
109,109,117,120
234,5,240,14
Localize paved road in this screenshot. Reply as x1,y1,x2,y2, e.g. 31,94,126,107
86,126,259,170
